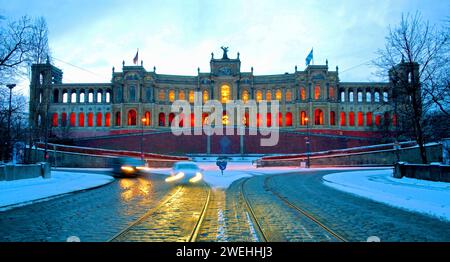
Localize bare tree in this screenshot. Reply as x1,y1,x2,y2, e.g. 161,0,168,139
375,12,449,163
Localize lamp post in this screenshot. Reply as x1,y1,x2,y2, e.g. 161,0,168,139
305,117,310,168
141,117,146,161
6,84,16,162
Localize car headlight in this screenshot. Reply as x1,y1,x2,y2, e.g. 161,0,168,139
165,172,185,182
121,166,135,173
189,172,203,183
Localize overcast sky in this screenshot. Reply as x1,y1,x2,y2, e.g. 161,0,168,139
0,0,448,94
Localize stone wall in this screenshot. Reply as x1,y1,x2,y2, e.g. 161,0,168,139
394,162,450,182
259,143,443,167
0,162,50,181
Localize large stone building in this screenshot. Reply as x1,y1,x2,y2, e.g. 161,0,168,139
29,48,405,142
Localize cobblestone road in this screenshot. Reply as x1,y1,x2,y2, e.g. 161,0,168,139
0,171,173,242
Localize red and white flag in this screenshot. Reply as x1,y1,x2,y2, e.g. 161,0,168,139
133,49,139,65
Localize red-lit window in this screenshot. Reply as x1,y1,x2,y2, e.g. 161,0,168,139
70,112,76,127
168,113,175,126
127,110,137,126
314,84,320,100
61,112,67,127
144,111,151,126
88,112,94,127
393,113,397,126
78,113,85,127
300,111,307,125
159,112,165,126
115,112,121,126
300,88,306,101
329,87,334,99
285,112,292,126
257,113,261,127
314,109,323,125
202,113,208,126
178,113,184,127
349,112,355,126
190,113,194,127
105,112,111,127
330,111,336,125
96,112,102,127
366,112,373,126
357,112,364,126
375,115,381,126
266,113,272,127
340,112,346,126
52,113,58,127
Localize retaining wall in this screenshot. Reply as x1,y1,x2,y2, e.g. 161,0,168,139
0,162,51,181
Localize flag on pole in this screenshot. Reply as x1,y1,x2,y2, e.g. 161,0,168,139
305,48,313,66
133,49,139,65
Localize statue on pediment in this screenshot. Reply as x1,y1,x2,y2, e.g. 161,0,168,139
221,46,229,59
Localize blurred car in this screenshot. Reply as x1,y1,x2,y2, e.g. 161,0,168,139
111,157,146,177
166,161,203,184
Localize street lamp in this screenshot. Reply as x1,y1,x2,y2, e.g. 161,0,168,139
305,116,310,168
6,84,16,162
141,117,146,161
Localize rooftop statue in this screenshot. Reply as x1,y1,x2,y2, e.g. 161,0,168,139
221,46,229,59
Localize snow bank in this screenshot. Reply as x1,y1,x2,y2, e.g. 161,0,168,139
0,171,114,211
323,169,450,222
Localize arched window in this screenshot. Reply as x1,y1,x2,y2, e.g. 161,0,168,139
357,112,364,126
349,90,354,102
168,113,175,126
169,90,175,102
277,112,282,126
314,84,320,100
301,87,306,101
105,112,111,127
340,112,346,126
97,90,102,103
374,91,380,102
393,114,397,126
78,112,85,127
52,113,58,127
96,112,102,127
349,112,355,126
314,109,323,125
275,89,282,101
329,87,335,99
129,86,136,102
285,89,292,102
242,90,249,103
158,112,165,126
285,112,292,126
366,92,372,102
202,113,209,126
203,90,208,103
79,91,85,103
266,90,272,101
144,111,151,126
340,90,345,102
87,112,94,127
61,112,67,127
62,90,68,103
383,91,388,102
53,89,59,103
300,111,307,125
189,90,194,103
70,112,76,127
330,111,336,125
88,90,94,103
127,110,137,126
179,90,185,100
115,112,121,126
375,114,381,126
178,113,184,127
71,91,77,103
256,113,261,127
384,112,390,126
221,84,231,103
366,112,373,126
159,89,165,101
357,91,363,102
266,113,272,127
106,90,111,103
256,90,262,102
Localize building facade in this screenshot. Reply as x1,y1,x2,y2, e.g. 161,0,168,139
29,49,402,139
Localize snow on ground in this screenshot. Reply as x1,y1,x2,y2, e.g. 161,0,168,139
0,171,114,211
147,161,385,189
323,169,450,222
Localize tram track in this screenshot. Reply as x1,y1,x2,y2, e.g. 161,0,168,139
108,182,211,242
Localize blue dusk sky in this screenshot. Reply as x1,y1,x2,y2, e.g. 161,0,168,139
0,0,448,94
